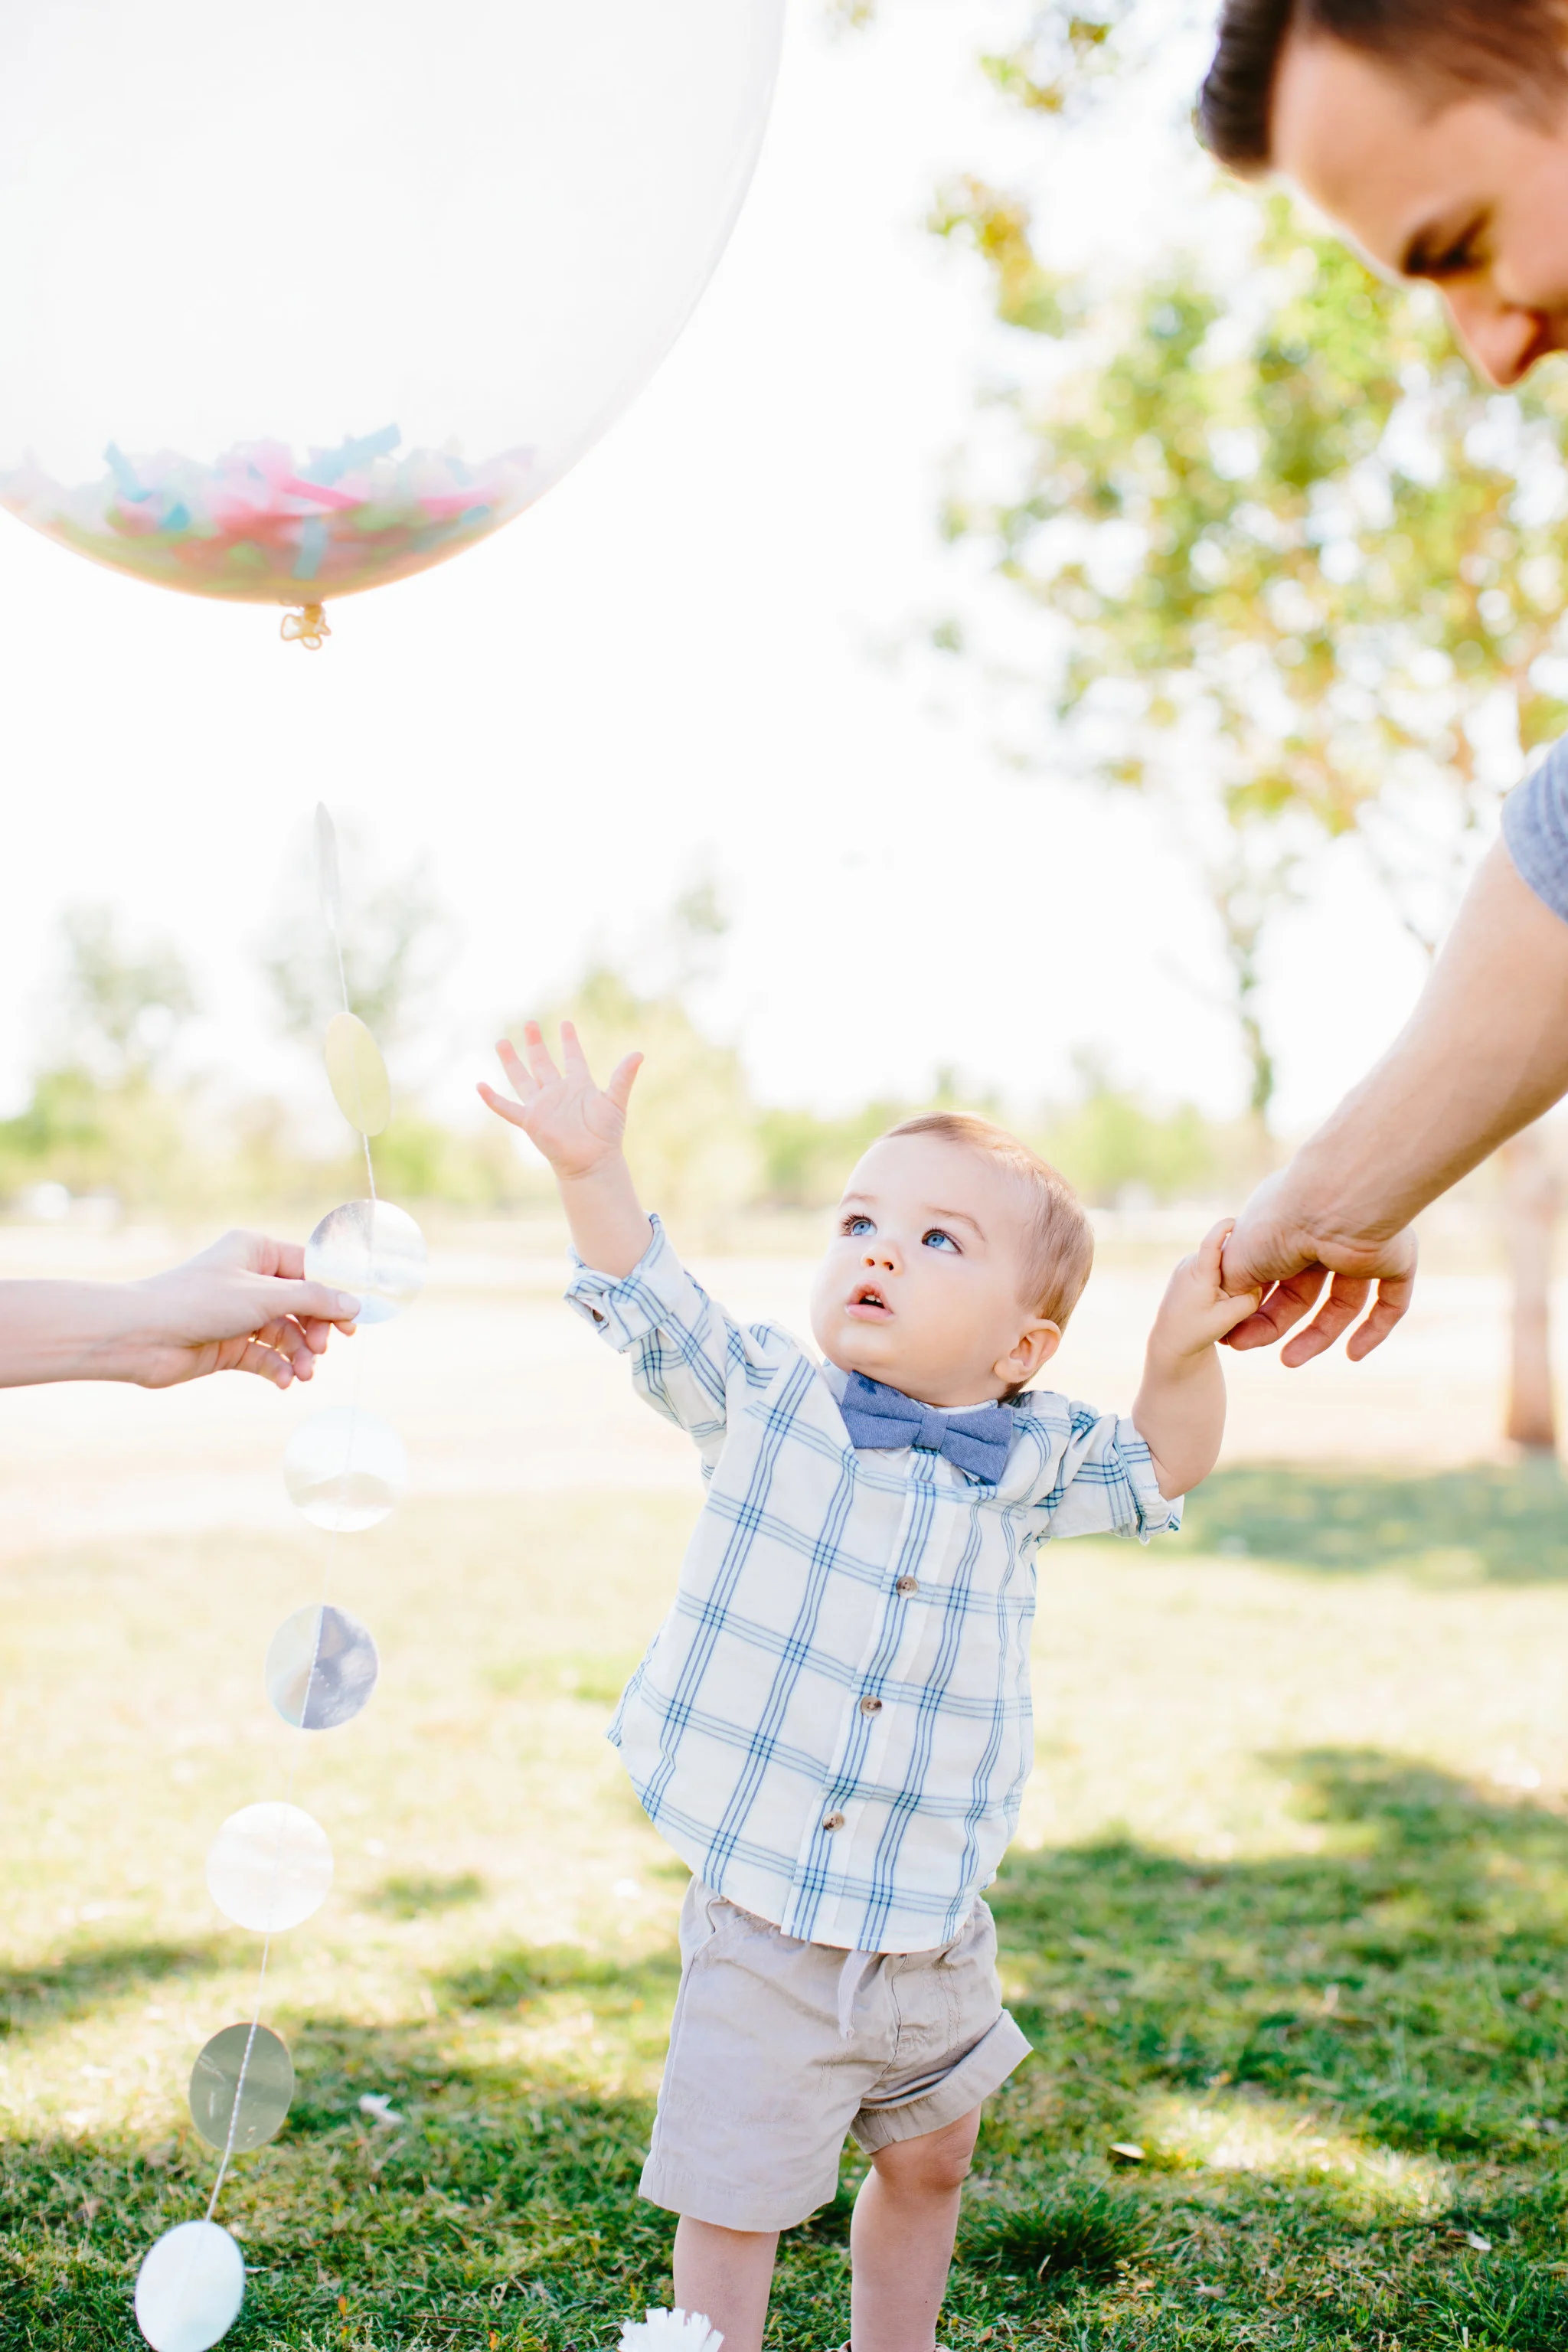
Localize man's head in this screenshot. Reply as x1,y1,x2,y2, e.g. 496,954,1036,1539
1197,0,1568,385
808,1113,1093,1407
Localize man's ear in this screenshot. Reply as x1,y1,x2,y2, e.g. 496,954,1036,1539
996,1318,1061,1389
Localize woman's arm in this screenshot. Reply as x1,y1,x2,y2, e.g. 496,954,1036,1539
0,1229,362,1390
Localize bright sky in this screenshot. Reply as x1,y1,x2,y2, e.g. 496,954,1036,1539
0,0,1435,1139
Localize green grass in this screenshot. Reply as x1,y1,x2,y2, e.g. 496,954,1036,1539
6,1478,1568,2347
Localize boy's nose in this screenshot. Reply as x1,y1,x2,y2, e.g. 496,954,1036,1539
862,1243,899,1272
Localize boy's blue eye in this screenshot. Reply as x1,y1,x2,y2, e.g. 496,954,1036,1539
844,1214,874,1236
923,1228,959,1254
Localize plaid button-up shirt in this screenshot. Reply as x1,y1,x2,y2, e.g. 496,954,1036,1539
569,1219,1181,1954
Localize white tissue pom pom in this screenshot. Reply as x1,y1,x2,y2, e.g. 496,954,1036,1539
618,2309,724,2352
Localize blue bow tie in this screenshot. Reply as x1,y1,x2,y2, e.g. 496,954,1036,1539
838,1370,1014,1485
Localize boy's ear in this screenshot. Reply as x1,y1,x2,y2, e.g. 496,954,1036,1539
996,1318,1061,1388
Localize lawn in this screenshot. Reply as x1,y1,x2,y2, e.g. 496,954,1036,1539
5,1470,1568,2350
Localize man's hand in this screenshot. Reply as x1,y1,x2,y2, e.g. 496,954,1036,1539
119,1230,363,1389
478,1021,642,1179
1219,1171,1416,1367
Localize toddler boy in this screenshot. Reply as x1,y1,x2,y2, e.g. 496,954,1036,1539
480,1022,1258,2352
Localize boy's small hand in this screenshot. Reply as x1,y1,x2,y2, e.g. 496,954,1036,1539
478,1021,642,1181
1151,1219,1263,1361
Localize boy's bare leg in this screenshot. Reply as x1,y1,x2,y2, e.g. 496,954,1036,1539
672,2217,779,2352
849,2105,982,2352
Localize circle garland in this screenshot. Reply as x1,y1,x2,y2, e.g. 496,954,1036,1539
132,805,424,2350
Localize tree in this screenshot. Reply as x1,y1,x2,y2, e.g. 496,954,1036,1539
935,178,1568,1445
261,829,452,1054
0,905,199,1204
52,903,198,1087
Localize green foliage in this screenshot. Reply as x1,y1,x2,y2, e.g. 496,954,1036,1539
756,1098,918,1207
52,904,197,1087
941,158,1568,1112
1036,1069,1223,1205
1187,1459,1568,1582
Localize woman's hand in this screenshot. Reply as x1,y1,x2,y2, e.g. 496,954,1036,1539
0,1230,362,1391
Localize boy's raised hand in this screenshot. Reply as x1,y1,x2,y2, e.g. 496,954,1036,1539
478,1020,643,1180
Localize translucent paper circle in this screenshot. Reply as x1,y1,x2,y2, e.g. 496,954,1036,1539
206,1802,333,1933
134,2219,245,2352
305,1200,425,1325
266,1603,380,1731
0,0,784,605
283,1406,407,1534
324,1014,390,1137
188,2022,296,2154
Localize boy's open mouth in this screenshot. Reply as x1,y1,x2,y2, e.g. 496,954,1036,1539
847,1283,892,1319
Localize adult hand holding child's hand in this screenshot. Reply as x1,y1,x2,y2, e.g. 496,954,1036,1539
1154,1217,1265,1356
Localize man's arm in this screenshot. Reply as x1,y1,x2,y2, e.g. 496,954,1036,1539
1222,837,1568,1364
0,1229,362,1390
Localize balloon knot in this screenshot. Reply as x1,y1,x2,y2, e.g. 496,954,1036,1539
281,603,331,650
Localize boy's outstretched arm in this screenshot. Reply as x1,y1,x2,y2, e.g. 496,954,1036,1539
478,1020,651,1276
1132,1220,1261,1499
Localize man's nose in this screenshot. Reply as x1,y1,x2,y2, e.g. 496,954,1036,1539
1446,286,1553,387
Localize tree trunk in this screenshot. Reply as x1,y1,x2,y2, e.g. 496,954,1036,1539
1500,1124,1561,1454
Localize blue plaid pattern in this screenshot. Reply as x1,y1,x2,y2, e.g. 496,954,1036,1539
569,1218,1181,1954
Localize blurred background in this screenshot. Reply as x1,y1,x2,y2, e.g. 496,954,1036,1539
8,3,1568,2345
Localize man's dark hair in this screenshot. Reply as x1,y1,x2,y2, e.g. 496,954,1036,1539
1197,0,1568,175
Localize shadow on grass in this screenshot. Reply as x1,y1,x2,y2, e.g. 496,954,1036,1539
10,1750,1568,2347
1185,1459,1568,1580
0,1937,225,2040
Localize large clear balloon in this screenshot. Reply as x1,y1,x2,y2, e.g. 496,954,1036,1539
0,0,784,610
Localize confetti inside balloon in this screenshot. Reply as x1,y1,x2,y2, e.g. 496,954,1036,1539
206,1802,333,1934
266,1602,380,1731
0,0,785,618
134,2220,246,2352
324,1014,390,1137
188,2024,295,2154
283,1406,407,1534
305,1200,426,1325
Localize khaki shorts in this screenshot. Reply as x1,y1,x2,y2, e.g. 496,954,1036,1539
639,1878,1032,2233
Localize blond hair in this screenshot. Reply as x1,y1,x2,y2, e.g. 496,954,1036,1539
882,1112,1094,1331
